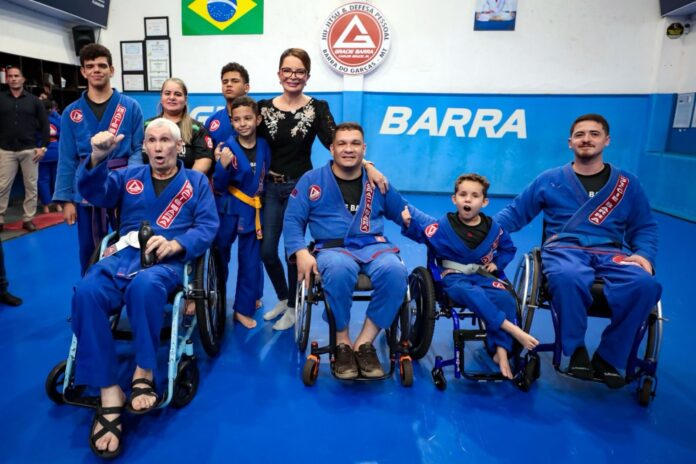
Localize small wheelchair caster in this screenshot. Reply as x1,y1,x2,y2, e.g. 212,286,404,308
399,356,414,387
432,368,447,391
302,355,320,387
637,376,655,407
172,355,199,408
515,353,540,392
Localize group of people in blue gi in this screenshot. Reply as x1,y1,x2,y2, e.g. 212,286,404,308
56,43,661,459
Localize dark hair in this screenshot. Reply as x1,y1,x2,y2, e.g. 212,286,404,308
220,62,249,83
231,96,259,115
5,65,22,76
454,173,490,197
333,122,362,141
79,43,112,66
42,98,57,113
570,114,610,136
279,48,311,74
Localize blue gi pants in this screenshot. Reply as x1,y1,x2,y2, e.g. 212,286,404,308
542,246,662,370
38,161,57,206
215,214,262,317
442,273,517,352
317,250,408,331
71,257,179,387
76,204,112,275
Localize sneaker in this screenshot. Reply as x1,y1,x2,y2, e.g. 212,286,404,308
22,221,37,232
272,308,295,330
263,299,288,321
354,343,385,378
334,343,359,379
0,291,22,307
568,346,593,380
591,352,625,389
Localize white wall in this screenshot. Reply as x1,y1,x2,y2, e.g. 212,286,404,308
1,0,694,94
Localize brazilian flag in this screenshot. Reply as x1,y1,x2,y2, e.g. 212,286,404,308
182,0,264,35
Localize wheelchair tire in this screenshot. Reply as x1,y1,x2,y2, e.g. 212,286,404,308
171,356,199,408
302,357,319,387
432,368,447,391
515,353,540,392
294,282,312,354
45,360,86,405
194,249,226,358
638,377,654,407
400,358,414,387
406,267,436,360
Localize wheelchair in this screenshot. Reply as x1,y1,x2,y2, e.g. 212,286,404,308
45,230,226,410
512,246,664,406
294,249,422,387
408,249,539,392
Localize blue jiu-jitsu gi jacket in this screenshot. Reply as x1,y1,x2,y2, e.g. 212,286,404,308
284,162,407,262
495,163,658,264
54,89,144,205
77,159,219,276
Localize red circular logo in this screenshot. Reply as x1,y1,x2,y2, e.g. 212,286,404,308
126,179,144,195
492,281,506,290
209,119,220,132
425,223,439,237
309,185,322,201
320,3,391,75
70,109,83,123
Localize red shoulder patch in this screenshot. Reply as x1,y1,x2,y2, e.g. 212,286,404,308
70,109,83,123
209,119,220,132
309,185,322,201
425,223,439,237
126,179,144,195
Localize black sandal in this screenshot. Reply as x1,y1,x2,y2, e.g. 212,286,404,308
89,405,123,459
126,378,160,415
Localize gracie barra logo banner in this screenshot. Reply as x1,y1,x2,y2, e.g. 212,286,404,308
108,105,127,135
589,175,629,225
157,180,193,228
320,2,391,75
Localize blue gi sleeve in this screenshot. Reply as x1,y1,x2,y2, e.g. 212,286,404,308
401,204,437,244
127,105,145,166
382,186,408,226
624,181,659,265
76,159,123,209
284,175,312,257
53,111,79,202
494,177,543,233
494,228,517,271
174,174,220,262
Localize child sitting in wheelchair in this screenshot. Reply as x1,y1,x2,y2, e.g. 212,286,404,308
401,173,538,378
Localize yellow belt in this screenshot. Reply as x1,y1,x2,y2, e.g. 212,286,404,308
228,186,263,239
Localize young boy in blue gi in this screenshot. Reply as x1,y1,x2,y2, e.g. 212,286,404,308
495,114,662,388
213,96,271,329
284,122,408,379
54,44,144,275
401,173,538,378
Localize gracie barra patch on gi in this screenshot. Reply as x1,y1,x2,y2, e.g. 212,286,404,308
359,181,374,232
107,105,127,135
70,109,83,123
589,175,629,225
290,188,298,198
157,180,193,228
492,281,506,290
309,185,322,201
611,254,642,267
205,135,213,149
209,120,220,132
126,179,144,195
425,223,439,237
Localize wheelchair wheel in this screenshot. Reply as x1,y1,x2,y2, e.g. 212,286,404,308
302,356,319,387
637,377,655,407
432,368,447,391
515,353,540,392
399,358,414,387
45,360,86,405
294,281,312,353
171,356,199,408
406,267,436,360
194,249,226,358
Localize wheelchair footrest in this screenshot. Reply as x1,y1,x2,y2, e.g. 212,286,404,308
453,329,487,343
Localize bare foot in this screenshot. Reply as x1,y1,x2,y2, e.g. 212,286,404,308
234,311,257,329
130,367,158,412
42,206,50,214
56,204,63,212
255,299,263,309
502,320,539,351
94,386,126,453
493,346,513,379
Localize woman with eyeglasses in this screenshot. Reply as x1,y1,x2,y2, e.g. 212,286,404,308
258,48,386,330
143,78,214,175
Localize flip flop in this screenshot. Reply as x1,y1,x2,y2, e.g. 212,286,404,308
89,405,123,459
126,378,160,415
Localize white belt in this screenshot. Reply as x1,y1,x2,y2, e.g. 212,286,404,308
103,230,140,257
441,260,482,275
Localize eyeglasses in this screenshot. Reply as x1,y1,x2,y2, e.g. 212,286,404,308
280,67,308,78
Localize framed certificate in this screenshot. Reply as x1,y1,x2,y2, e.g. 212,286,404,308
145,38,171,91
145,16,169,38
120,41,144,72
123,74,145,91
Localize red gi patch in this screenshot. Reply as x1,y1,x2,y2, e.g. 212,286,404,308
107,105,126,135
611,254,641,267
492,281,506,290
230,154,238,170
425,223,439,237
126,179,144,195
309,185,321,201
589,175,629,225
290,188,298,198
49,123,58,138
205,135,213,149
359,182,374,232
70,109,83,123
209,120,220,132
157,181,193,229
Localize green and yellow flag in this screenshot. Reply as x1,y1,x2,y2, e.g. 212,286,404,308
182,0,264,35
